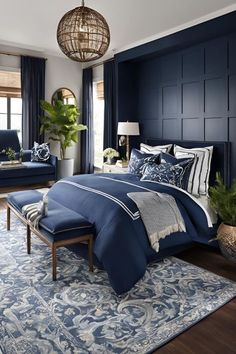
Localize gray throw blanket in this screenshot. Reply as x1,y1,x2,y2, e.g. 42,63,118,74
127,192,186,252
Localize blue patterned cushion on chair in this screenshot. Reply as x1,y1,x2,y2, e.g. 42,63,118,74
31,142,50,162
128,149,160,176
141,159,193,190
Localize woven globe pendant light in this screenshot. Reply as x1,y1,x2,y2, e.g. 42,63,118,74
57,0,110,62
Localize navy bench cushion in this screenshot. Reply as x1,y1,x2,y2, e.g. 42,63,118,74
39,199,93,236
0,162,54,179
8,190,43,211
39,223,94,242
7,191,94,242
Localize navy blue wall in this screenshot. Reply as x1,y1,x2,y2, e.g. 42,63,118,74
115,13,236,181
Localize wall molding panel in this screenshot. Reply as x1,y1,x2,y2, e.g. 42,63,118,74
115,12,236,181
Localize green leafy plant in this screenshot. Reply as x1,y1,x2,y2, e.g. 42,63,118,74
40,100,87,160
209,172,236,226
5,147,16,161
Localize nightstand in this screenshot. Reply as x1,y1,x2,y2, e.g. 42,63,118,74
102,163,128,174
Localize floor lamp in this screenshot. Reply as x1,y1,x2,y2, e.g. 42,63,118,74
117,122,140,161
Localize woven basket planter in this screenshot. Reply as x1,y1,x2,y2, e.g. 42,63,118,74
217,223,236,262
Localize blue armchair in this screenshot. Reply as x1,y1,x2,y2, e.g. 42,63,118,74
0,130,57,187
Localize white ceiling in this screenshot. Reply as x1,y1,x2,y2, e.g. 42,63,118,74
0,0,236,58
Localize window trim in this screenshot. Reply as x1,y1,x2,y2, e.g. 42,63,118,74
0,96,22,140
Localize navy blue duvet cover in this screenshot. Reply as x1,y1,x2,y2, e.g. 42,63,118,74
48,173,214,294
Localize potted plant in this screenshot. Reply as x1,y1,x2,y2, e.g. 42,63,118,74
209,172,236,262
5,148,17,162
40,100,87,179
1,148,17,163
103,148,119,165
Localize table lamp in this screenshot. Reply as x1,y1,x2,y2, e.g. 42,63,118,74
117,121,140,161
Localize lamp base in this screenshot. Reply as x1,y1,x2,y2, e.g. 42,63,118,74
126,135,130,161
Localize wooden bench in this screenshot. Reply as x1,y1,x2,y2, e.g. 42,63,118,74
7,191,94,280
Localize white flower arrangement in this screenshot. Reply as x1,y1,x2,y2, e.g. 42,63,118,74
103,148,119,158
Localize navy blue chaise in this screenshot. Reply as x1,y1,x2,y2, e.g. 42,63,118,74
0,130,57,187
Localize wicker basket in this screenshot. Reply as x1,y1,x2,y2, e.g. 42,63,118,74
217,223,236,262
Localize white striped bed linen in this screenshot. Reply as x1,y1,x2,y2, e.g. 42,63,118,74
174,144,213,196
140,143,172,154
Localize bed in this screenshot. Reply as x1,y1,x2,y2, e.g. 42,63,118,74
47,140,230,294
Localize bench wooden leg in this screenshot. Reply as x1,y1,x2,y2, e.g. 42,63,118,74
7,206,10,231
88,236,94,272
6,202,94,280
27,225,31,254
52,244,57,281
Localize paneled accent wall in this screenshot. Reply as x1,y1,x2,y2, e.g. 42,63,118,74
135,33,236,180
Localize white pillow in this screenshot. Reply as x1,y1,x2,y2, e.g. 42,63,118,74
174,145,213,196
140,143,172,155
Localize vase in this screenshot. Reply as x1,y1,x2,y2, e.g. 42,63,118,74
57,158,74,180
217,223,236,262
106,157,113,165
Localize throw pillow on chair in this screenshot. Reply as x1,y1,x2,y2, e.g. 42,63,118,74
31,142,50,162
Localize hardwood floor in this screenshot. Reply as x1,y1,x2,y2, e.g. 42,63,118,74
0,182,52,195
154,245,236,354
0,198,235,354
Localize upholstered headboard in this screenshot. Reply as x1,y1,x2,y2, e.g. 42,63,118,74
145,139,231,187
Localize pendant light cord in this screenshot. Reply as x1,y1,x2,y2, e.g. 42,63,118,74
81,0,85,6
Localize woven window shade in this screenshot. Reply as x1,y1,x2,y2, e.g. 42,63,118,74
96,81,104,100
0,71,21,98
57,5,110,62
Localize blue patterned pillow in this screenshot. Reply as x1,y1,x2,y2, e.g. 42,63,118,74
160,152,194,190
128,149,160,176
141,160,193,190
31,142,50,162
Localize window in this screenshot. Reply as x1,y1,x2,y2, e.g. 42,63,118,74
0,70,22,142
93,80,104,169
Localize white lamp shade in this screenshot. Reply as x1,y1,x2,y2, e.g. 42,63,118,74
117,122,140,136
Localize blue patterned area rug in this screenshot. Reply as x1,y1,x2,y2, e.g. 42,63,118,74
0,211,236,354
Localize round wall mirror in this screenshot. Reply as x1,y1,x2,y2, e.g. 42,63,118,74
51,88,76,105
